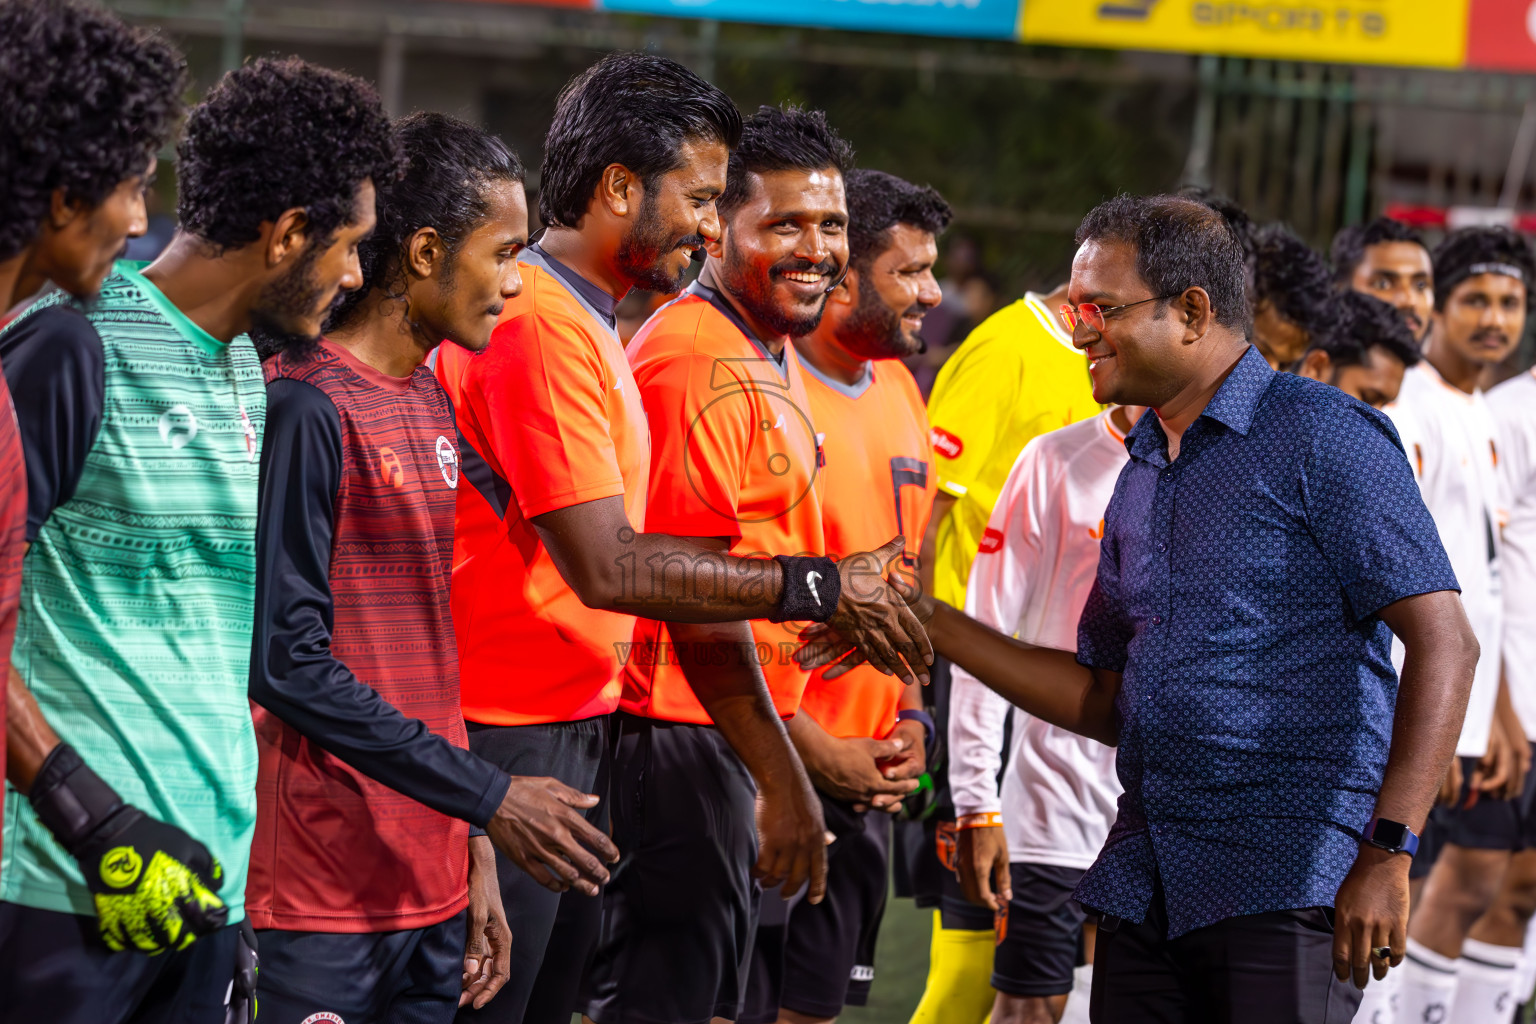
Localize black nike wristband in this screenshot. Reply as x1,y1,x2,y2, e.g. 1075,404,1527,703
770,555,840,623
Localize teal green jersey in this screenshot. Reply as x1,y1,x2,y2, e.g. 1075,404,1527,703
1,263,263,920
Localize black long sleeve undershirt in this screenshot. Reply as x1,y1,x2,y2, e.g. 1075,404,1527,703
251,377,508,828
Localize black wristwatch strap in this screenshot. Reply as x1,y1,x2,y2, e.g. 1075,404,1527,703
770,555,840,623
27,743,123,853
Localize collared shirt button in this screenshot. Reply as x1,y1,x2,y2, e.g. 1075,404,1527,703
1152,615,1163,625
1157,541,1167,552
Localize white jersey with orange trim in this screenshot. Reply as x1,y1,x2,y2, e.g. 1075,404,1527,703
1489,370,1536,741
1385,361,1505,757
947,410,1125,871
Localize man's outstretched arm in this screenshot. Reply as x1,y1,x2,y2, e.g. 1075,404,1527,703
801,587,1122,748
1332,589,1478,990
531,496,931,685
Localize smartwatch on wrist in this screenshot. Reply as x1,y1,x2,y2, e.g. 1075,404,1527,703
1361,817,1420,857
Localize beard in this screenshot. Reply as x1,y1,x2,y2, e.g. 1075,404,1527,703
719,247,838,340
840,280,925,359
249,243,330,361
616,192,705,295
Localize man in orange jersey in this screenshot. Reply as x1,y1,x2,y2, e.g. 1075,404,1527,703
582,104,915,1024
739,168,951,1024
436,58,928,1024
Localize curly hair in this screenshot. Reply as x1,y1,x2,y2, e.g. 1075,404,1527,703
845,169,952,271
0,0,185,262
177,57,400,252
328,112,524,331
1329,217,1426,286
719,105,856,219
1250,225,1335,340
1180,186,1257,262
1075,194,1250,333
1308,291,1420,370
540,53,741,230
1431,225,1536,311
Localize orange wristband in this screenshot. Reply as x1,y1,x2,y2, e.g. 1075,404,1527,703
956,812,1003,830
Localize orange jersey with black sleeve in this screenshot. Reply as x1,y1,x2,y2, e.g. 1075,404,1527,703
622,280,826,724
796,357,935,740
436,253,650,726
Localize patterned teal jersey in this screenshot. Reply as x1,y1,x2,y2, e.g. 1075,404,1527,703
1,263,263,920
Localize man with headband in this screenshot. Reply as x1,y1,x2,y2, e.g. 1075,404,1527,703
435,59,927,1024
1392,227,1534,1024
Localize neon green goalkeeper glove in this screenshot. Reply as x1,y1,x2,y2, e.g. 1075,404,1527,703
28,743,228,954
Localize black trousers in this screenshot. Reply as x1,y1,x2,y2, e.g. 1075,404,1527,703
458,716,610,1024
1090,882,1362,1024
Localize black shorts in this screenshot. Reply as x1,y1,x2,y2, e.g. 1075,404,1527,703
0,901,247,1024
992,863,1088,998
460,716,610,1024
741,796,892,1023
257,910,467,1024
1409,804,1448,880
1434,744,1536,853
583,713,760,1024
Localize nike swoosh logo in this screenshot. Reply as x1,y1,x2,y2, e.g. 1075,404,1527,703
807,571,822,606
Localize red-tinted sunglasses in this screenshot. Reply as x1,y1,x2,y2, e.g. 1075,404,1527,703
1059,294,1177,333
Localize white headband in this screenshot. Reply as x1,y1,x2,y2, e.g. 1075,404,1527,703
1467,261,1526,282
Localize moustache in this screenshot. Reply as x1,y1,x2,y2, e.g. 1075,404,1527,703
1472,329,1510,346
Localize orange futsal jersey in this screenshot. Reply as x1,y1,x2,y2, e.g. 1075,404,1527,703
797,357,935,741
623,280,825,724
436,250,650,726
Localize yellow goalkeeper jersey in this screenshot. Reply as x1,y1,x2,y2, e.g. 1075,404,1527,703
927,292,1099,607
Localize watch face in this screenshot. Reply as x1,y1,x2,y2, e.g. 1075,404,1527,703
1371,820,1409,849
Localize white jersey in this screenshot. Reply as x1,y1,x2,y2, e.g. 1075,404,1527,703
1489,370,1536,741
1385,362,1505,757
948,410,1124,871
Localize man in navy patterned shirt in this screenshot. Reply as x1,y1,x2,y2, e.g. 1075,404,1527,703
810,194,1479,1021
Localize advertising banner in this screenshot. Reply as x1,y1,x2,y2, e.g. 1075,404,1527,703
1020,1,1470,68
1465,0,1536,70
599,0,1020,38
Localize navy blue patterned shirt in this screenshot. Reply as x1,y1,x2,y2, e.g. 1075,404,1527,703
1074,346,1458,938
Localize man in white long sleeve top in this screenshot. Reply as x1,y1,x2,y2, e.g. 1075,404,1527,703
947,402,1143,1024
1390,226,1530,1024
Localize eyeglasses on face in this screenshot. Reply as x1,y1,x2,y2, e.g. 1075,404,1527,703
1058,294,1179,333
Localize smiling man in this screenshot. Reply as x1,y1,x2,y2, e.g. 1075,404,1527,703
0,57,399,1024
1332,217,1435,347
583,104,929,1024
739,168,950,1024
436,64,926,1024
810,193,1477,1022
